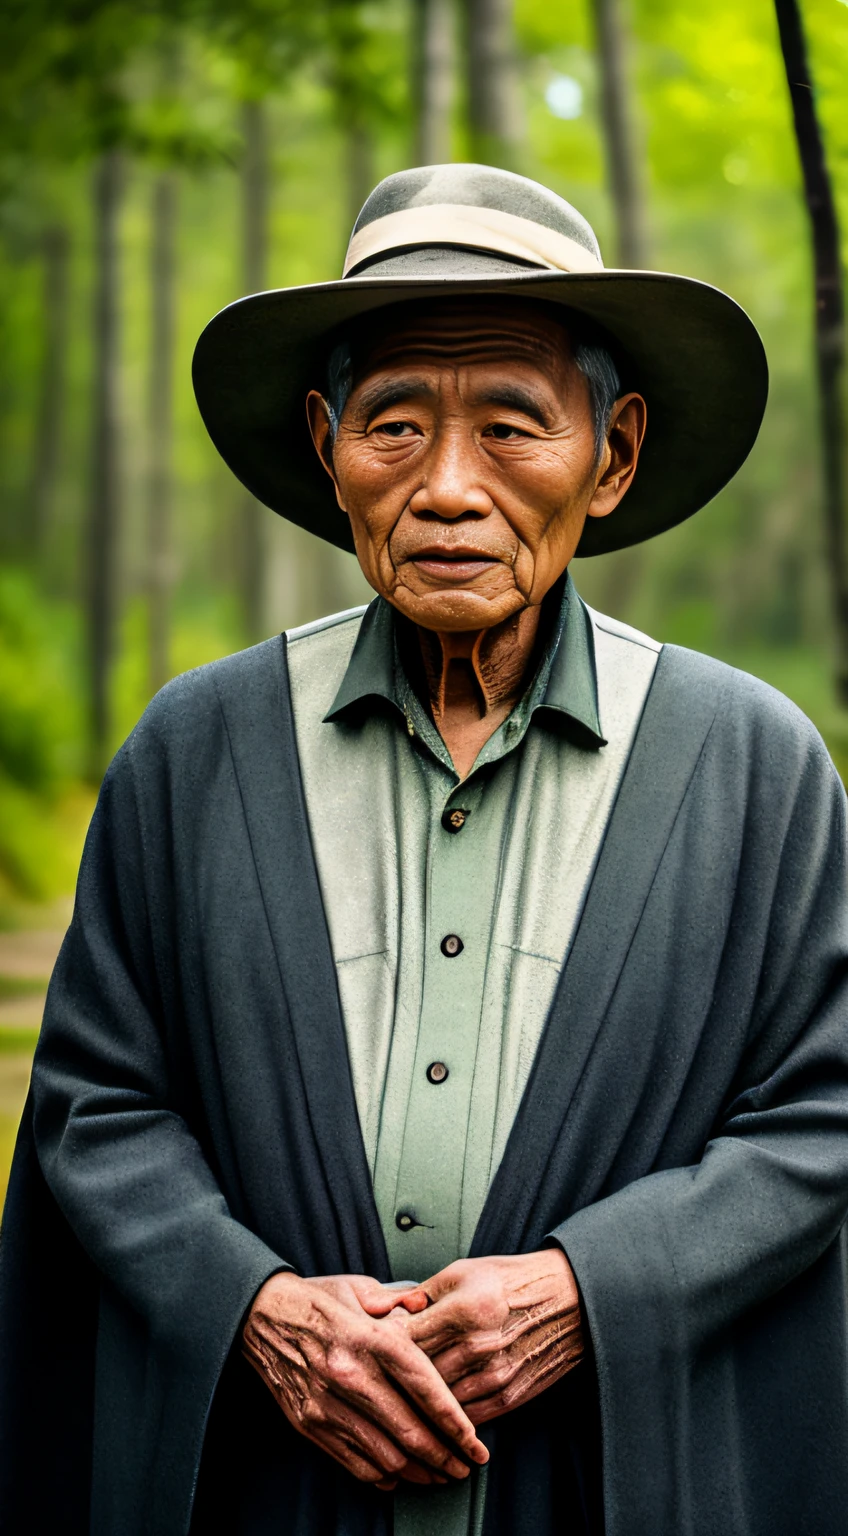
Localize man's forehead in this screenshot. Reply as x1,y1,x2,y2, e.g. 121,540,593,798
348,297,573,376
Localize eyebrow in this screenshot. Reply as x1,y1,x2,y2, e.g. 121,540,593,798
465,384,552,427
352,375,554,428
353,378,434,420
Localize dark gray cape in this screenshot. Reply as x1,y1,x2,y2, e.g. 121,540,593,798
2,636,848,1535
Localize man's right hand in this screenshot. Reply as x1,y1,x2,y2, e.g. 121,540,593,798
242,1272,490,1491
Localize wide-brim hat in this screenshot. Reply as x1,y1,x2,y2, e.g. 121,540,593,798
192,163,768,558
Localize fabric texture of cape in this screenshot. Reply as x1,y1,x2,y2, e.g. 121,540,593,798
2,633,848,1535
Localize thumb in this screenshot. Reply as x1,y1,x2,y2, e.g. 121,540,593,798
346,1276,430,1317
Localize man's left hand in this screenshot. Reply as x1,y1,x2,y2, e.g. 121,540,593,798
389,1249,584,1426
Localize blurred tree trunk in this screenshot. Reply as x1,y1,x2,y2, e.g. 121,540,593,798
308,108,374,621
588,0,647,625
147,169,177,696
774,0,848,704
326,1,376,230
344,119,375,232
29,223,70,558
465,0,522,167
591,0,647,269
413,0,455,166
320,112,374,617
87,149,123,782
239,99,269,641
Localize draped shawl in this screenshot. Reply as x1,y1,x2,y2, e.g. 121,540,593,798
2,636,848,1535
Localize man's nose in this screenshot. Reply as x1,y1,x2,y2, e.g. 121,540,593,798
407,428,494,520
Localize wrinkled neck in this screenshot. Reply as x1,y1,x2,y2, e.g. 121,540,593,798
416,604,544,728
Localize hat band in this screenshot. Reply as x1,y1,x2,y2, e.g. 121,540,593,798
343,203,604,278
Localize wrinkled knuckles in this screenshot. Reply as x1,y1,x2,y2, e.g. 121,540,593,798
469,1328,504,1362
299,1395,329,1432
495,1376,525,1411
484,1355,515,1391
325,1347,362,1391
460,1292,505,1331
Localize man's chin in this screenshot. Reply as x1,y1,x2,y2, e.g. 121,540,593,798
389,585,525,633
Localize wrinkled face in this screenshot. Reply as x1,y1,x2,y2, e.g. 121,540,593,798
307,298,645,633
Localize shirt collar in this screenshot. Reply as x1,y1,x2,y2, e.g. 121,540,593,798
323,570,606,751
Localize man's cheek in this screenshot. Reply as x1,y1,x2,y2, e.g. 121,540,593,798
348,494,398,549
351,521,400,594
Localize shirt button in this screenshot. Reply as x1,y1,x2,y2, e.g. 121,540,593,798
441,807,468,834
440,934,464,958
426,1061,449,1084
396,1212,416,1231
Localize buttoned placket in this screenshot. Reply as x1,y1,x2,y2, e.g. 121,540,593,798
338,579,599,1282
380,757,506,1280
375,623,568,1281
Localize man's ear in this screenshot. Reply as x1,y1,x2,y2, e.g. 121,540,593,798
586,392,647,521
305,391,346,509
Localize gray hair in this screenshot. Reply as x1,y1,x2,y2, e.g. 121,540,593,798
324,327,621,463
573,340,622,462
325,342,354,440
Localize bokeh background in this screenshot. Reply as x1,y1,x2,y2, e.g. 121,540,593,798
1,0,847,1199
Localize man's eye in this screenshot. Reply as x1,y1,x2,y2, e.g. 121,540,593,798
486,422,527,440
374,420,414,438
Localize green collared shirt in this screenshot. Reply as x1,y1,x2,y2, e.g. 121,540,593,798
286,577,660,1536
325,572,606,771
323,576,606,1279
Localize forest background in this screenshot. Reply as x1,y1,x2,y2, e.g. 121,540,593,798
0,0,847,1195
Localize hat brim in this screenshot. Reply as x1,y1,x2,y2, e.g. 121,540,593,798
191,267,768,558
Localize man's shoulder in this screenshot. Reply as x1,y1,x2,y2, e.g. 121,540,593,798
656,642,837,779
127,607,368,753
586,600,835,776
115,636,296,784
285,604,367,675
286,604,368,649
140,635,283,727
586,604,663,658
285,604,369,722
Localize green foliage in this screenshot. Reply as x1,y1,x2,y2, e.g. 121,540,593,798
0,570,80,790
0,570,91,900
0,0,847,907
0,1029,40,1055
0,774,92,902
0,976,48,1000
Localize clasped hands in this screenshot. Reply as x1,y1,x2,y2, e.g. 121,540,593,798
242,1249,584,1492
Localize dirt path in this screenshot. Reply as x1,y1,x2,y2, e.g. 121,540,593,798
0,928,65,1029
0,926,68,1200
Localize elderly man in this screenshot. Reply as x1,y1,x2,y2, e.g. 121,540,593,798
3,164,848,1536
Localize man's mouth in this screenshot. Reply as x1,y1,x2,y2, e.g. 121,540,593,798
408,548,501,582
